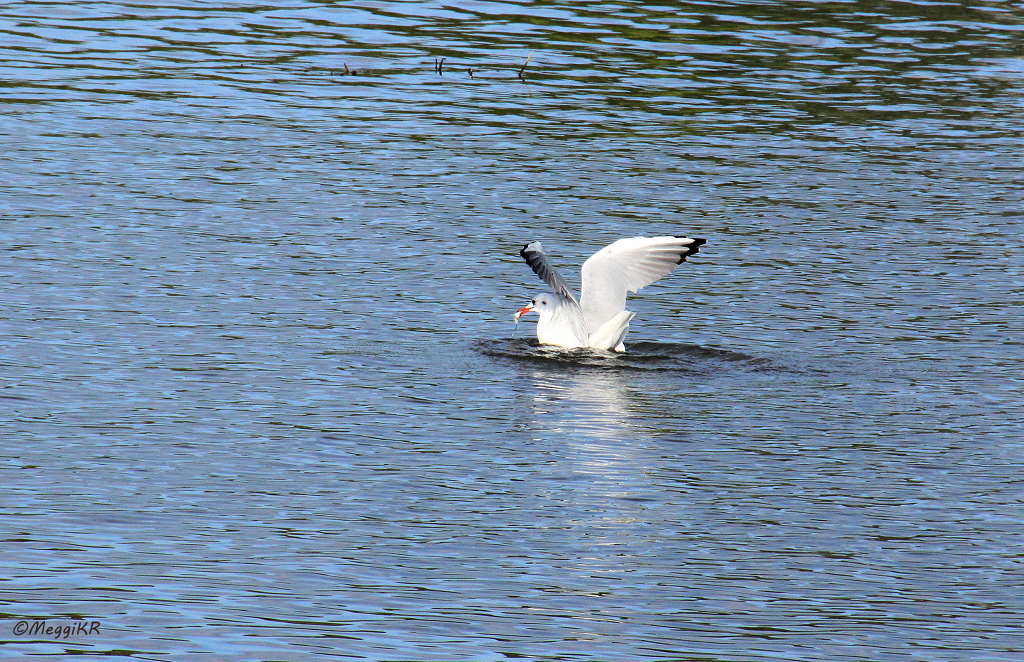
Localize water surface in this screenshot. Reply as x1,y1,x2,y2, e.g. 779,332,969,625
2,1,1023,660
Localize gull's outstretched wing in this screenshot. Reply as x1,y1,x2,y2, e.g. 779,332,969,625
519,241,578,304
580,236,706,330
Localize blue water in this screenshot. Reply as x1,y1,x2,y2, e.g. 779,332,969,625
2,1,1022,660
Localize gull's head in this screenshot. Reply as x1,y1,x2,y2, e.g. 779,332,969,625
513,294,555,322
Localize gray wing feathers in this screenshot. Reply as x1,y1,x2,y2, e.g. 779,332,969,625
519,241,579,304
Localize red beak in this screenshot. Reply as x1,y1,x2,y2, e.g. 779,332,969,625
514,305,535,321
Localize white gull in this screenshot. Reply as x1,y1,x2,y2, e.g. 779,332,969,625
514,235,707,352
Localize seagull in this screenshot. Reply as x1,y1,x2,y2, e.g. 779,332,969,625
513,235,707,352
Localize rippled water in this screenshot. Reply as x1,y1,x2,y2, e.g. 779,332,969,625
3,1,1023,660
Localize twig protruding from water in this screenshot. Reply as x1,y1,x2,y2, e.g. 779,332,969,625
517,53,533,81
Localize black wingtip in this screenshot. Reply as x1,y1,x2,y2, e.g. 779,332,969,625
675,236,707,264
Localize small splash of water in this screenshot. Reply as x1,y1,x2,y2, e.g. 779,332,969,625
475,338,780,374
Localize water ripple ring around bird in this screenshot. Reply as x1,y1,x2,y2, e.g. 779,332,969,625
475,338,792,374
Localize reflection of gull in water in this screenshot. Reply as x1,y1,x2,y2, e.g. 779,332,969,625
524,365,661,594
524,366,655,521
526,366,639,444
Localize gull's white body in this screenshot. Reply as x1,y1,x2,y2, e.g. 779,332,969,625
515,235,706,352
